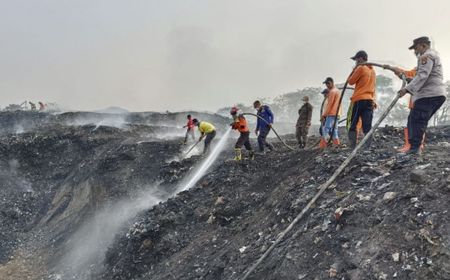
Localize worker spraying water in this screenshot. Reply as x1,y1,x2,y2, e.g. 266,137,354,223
178,127,232,192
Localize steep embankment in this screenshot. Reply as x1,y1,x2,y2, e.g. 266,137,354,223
0,111,230,280
103,126,450,280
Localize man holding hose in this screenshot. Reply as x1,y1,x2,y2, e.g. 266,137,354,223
397,36,447,155
347,50,377,149
253,100,275,153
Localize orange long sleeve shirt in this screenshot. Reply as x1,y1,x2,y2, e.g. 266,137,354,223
322,87,342,117
399,68,417,109
348,64,376,102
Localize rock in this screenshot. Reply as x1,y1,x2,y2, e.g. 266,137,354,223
329,264,338,277
410,169,426,184
404,232,415,242
139,239,153,251
438,141,450,148
383,192,397,201
357,194,372,201
392,252,400,262
334,207,345,221
239,246,247,253
215,196,225,205
207,214,215,224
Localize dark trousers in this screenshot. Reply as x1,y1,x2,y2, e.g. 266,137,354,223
235,131,252,150
257,126,274,152
296,126,309,147
203,130,216,154
348,100,374,134
409,96,446,149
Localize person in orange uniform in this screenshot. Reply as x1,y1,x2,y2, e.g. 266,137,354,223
230,107,254,161
319,77,342,148
347,50,376,148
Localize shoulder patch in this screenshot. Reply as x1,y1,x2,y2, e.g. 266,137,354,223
420,55,429,65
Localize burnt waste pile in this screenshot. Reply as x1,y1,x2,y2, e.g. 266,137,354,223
102,126,450,280
0,110,230,279
0,109,449,280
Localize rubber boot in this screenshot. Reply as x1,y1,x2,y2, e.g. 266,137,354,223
234,148,242,161
332,138,340,146
420,133,425,151
249,150,255,160
348,131,357,149
365,135,373,148
319,138,327,149
398,128,411,152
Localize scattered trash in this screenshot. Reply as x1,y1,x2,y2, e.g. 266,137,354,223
383,192,397,201
392,252,400,262
239,246,247,253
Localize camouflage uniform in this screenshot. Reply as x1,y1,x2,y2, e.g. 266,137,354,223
296,102,313,148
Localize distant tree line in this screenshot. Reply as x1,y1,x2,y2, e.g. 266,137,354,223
217,75,450,127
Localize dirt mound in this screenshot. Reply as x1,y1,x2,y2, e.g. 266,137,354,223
102,126,450,280
1,108,448,280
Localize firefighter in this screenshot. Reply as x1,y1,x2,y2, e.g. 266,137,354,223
183,114,195,144
253,100,275,153
192,119,216,154
319,77,341,148
230,107,254,160
347,50,376,149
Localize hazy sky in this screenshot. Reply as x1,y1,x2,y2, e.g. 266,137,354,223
1,0,449,112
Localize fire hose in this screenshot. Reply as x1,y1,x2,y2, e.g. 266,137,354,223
182,140,201,158
241,67,407,280
242,113,295,151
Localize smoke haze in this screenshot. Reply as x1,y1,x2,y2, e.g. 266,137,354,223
1,0,449,112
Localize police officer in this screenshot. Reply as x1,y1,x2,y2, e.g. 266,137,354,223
398,36,447,155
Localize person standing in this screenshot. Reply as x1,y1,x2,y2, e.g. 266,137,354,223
253,100,275,153
296,96,313,148
347,50,376,149
183,114,195,144
319,88,329,138
230,107,254,160
192,119,216,154
319,77,342,148
383,65,420,152
397,36,447,155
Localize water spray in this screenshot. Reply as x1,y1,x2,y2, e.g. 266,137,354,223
241,70,407,280
178,127,232,192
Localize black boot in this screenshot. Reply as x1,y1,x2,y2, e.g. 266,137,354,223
348,131,357,149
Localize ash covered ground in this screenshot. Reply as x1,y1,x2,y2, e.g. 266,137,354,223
0,111,449,280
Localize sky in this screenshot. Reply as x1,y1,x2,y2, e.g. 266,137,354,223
1,0,449,112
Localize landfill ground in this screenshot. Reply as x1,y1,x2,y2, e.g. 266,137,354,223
0,111,449,280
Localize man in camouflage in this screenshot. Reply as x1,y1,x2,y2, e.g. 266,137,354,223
296,96,313,148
